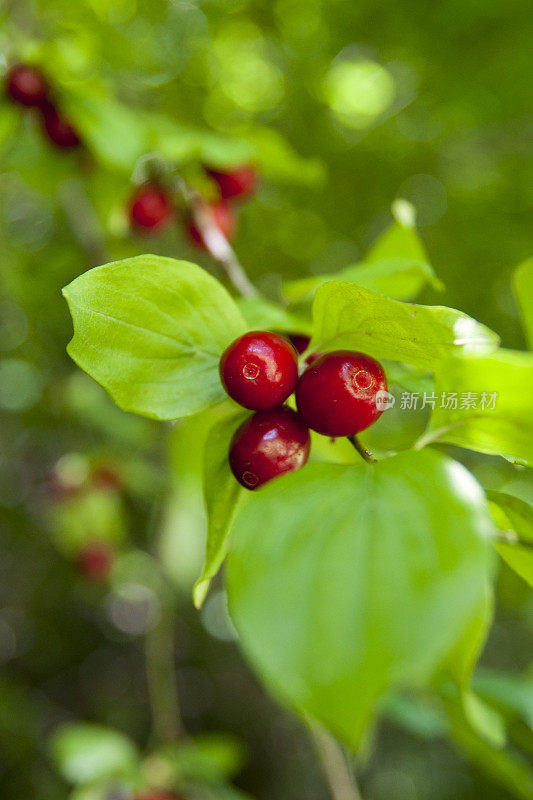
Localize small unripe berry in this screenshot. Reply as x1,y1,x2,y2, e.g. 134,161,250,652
187,201,236,249
220,331,298,411
207,165,258,200
229,407,310,490
77,542,113,582
295,350,388,437
40,103,80,149
6,64,48,107
129,185,173,232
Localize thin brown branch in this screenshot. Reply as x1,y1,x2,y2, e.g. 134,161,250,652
176,177,257,298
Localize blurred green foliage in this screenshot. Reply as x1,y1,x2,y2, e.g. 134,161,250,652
0,1,532,799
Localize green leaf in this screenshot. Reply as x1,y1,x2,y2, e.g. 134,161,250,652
366,200,427,263
442,585,493,690
382,691,448,739
0,102,19,150
246,126,325,185
194,405,247,609
474,669,533,729
227,449,494,750
426,349,533,466
513,258,533,348
147,112,255,167
443,695,533,800
63,255,247,421
309,281,499,370
236,296,311,335
50,723,139,785
284,257,442,304
156,733,246,784
64,94,149,171
462,690,507,748
488,491,533,586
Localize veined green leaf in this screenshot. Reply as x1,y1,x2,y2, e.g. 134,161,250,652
309,281,499,370
488,491,533,586
426,350,533,466
284,257,442,304
63,255,247,420
227,450,494,750
194,405,247,608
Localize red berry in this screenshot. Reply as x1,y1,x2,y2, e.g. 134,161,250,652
287,334,310,355
207,165,258,200
295,351,388,437
130,185,173,232
40,103,80,149
187,201,236,249
6,64,48,107
220,331,298,411
78,542,113,582
229,407,310,490
92,465,122,491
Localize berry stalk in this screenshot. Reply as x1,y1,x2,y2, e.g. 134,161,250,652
176,177,257,297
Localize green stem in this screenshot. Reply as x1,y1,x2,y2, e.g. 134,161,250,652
348,436,377,464
308,721,364,800
145,600,183,743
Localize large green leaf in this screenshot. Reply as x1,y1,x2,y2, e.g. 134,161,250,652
283,257,442,304
488,491,533,586
513,258,533,349
309,281,499,370
426,350,533,466
50,723,139,785
63,256,247,420
194,405,247,609
227,449,494,749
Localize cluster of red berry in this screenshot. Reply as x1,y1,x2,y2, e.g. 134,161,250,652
6,63,80,149
219,332,388,489
129,164,257,248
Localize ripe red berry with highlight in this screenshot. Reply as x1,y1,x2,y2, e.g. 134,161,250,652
78,542,114,582
220,331,298,411
187,201,236,249
207,165,258,200
130,185,173,232
229,406,310,490
295,350,388,437
40,103,80,149
6,64,48,107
